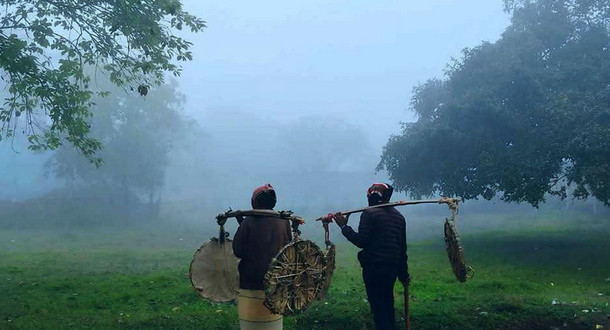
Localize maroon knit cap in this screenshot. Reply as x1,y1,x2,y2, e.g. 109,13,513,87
251,184,276,209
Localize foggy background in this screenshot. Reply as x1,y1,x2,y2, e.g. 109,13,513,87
0,0,606,239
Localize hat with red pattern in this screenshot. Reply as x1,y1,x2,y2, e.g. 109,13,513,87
366,183,393,206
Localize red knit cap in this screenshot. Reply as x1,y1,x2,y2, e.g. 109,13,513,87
251,184,276,209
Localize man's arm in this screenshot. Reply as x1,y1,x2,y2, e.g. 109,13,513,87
232,220,247,258
341,212,374,249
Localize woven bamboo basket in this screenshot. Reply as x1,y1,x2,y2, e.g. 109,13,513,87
263,239,326,315
444,218,470,282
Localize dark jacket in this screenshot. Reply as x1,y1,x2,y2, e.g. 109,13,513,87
233,215,292,290
341,207,408,281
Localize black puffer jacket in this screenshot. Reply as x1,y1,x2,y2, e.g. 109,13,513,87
341,207,408,281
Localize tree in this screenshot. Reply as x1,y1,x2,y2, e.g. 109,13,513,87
46,76,190,218
0,0,205,162
379,0,610,207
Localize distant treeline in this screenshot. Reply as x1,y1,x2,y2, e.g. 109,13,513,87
0,185,158,229
0,174,606,230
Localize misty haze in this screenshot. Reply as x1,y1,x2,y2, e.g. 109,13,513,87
1,0,608,329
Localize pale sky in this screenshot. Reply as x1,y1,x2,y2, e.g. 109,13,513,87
178,0,510,147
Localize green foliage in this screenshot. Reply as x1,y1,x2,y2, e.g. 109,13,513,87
379,0,610,207
0,0,205,161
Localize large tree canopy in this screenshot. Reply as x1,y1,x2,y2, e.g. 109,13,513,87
379,0,609,207
0,0,204,162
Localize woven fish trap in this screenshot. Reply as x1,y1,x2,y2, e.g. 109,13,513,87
316,244,336,300
189,237,240,302
263,239,326,315
444,218,470,282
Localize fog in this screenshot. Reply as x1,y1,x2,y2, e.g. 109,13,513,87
178,0,510,147
157,0,512,217
0,1,606,239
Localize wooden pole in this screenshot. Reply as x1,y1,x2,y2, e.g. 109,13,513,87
404,281,410,330
216,209,304,225
316,197,459,222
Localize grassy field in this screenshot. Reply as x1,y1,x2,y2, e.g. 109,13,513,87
1,216,609,329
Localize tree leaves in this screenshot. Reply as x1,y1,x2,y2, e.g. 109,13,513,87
0,0,205,162
379,0,610,207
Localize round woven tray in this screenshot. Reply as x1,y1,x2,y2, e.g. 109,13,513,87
189,238,240,302
263,240,326,315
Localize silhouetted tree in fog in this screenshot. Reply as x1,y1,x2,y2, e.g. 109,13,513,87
46,78,191,220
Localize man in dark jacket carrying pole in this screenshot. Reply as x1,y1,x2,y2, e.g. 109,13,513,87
332,183,409,330
233,184,292,330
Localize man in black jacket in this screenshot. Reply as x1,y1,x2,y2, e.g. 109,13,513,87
333,183,409,330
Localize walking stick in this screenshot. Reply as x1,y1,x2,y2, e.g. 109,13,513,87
404,281,410,330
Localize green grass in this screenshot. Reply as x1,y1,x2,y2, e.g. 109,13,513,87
1,221,609,329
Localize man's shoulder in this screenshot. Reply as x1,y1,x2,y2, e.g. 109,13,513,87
241,215,266,225
363,206,396,214
244,215,289,226
363,207,405,219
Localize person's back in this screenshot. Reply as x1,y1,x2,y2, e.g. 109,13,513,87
233,214,291,289
334,183,409,330
356,207,406,267
232,183,291,330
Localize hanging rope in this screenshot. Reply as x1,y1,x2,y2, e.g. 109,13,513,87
314,219,336,300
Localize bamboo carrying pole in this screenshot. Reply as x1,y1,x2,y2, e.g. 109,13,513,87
215,209,305,238
216,209,305,225
315,197,459,222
